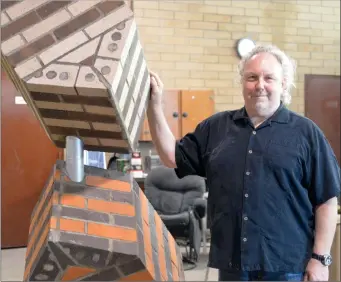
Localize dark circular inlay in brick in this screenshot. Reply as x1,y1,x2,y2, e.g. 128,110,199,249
75,251,85,260
111,32,122,41
92,253,100,262
117,22,126,30
46,70,57,79
101,66,111,75
85,73,95,82
34,70,43,78
59,72,69,80
108,43,118,52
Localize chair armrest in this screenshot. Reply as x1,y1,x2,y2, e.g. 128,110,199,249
192,198,207,219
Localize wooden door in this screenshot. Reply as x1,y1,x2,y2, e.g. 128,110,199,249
180,90,214,137
305,74,340,164
1,71,62,248
139,90,181,141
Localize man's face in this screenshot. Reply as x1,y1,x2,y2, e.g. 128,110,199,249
242,52,284,115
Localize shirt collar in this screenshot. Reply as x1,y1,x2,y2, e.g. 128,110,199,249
232,102,290,124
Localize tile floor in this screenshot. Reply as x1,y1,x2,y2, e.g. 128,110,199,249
1,246,218,281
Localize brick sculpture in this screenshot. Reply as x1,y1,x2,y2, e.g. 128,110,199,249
1,0,186,281
1,0,150,153
23,160,185,281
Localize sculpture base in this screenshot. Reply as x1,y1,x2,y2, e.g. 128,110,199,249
24,160,184,281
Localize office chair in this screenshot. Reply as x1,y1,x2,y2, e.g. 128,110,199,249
144,165,207,270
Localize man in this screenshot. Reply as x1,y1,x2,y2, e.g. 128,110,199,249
146,44,340,281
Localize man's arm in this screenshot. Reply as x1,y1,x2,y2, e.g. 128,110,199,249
147,104,176,168
313,196,339,254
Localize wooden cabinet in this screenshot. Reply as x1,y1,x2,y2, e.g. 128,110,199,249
140,89,214,141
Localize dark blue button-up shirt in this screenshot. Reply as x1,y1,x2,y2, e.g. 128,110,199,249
174,103,340,273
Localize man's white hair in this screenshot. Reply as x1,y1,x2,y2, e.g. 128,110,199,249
237,44,296,105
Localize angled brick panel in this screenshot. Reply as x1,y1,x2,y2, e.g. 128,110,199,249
23,160,184,281
0,0,149,153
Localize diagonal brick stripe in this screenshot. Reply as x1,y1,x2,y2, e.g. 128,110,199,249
1,0,149,153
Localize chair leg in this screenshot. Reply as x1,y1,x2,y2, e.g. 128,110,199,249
204,267,210,281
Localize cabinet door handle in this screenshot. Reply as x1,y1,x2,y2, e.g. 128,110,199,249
173,112,179,118
182,112,188,118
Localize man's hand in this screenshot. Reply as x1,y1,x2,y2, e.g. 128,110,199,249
149,71,163,106
304,258,329,281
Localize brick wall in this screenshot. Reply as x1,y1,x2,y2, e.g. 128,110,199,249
134,0,340,115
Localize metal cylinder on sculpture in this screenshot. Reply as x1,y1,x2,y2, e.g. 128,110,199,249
0,0,185,281
65,136,84,182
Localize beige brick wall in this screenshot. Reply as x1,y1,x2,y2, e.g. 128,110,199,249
134,0,340,115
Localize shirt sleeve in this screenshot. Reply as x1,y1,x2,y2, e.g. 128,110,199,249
309,130,341,207
174,120,209,179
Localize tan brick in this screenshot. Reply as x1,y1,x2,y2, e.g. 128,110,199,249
298,12,321,21
289,52,311,60
160,36,188,45
161,53,190,61
310,37,335,45
144,9,174,19
141,26,174,36
204,14,231,22
322,14,340,23
135,18,159,27
219,23,246,32
204,30,232,39
217,7,245,16
285,35,310,44
190,71,219,79
133,9,144,17
145,53,161,61
322,29,340,38
214,95,233,104
297,28,322,36
321,0,340,7
310,6,334,14
134,0,159,9
299,59,323,67
231,15,258,25
231,32,259,40
175,45,203,54
148,61,175,70
335,23,340,30
190,54,218,63
283,43,298,51
161,70,190,79
284,3,309,13
260,1,285,11
231,1,259,9
174,28,203,37
189,38,218,47
219,56,238,64
159,2,189,11
259,34,272,42
258,18,283,26
160,19,189,28
188,4,217,13
175,78,205,87
310,21,334,30
176,62,204,71
204,63,233,72
174,11,203,21
144,44,174,53
219,72,237,80
190,21,218,30
323,60,340,67
205,47,234,56
285,19,310,28
245,8,263,17
204,0,232,6
298,44,323,52
297,0,321,6
246,25,271,33
218,39,236,48
205,79,233,88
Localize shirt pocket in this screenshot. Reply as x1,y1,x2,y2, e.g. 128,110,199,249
264,140,302,173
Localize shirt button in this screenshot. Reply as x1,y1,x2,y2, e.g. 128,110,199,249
243,237,247,242
248,150,253,154
252,131,256,135
245,193,249,198
244,216,248,220
246,171,250,175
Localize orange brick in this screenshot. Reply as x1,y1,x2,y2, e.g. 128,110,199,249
87,222,137,242
87,199,135,216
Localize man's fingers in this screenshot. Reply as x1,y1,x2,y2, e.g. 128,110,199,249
149,70,163,88
303,273,308,281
